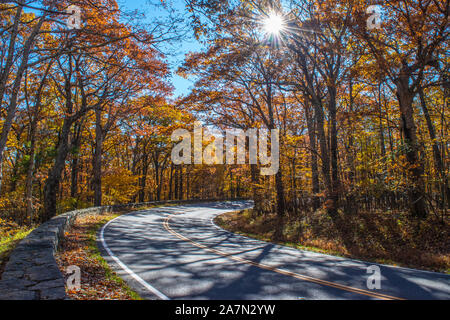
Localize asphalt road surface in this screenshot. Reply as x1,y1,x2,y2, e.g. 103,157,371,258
98,201,450,300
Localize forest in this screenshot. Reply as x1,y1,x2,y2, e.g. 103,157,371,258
0,0,448,269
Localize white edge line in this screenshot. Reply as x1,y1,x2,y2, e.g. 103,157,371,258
99,214,170,300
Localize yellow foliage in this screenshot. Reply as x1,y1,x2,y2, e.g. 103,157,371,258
102,168,140,205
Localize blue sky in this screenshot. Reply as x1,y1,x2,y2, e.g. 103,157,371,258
119,0,202,98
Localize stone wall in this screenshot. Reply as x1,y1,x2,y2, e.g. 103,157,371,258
0,199,243,300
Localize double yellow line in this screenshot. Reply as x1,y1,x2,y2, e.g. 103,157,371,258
163,214,405,301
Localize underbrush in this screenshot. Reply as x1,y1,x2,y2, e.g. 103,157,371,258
215,209,450,273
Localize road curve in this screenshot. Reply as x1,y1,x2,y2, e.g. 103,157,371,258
98,201,450,300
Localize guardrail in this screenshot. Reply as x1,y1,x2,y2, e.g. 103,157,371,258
0,199,247,300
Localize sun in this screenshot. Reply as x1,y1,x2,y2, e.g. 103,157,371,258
263,12,285,35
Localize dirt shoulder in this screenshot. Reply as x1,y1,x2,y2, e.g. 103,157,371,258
55,213,141,300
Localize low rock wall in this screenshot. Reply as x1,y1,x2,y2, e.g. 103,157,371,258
0,199,244,300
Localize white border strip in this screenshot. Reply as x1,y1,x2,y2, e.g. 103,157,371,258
99,216,170,300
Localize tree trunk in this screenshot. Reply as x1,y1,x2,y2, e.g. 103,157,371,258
378,83,387,159
419,88,450,205
157,158,166,201
93,108,103,207
313,98,333,215
0,4,23,107
291,156,298,216
345,79,357,214
328,85,340,216
70,121,83,199
304,101,320,210
25,119,37,225
43,119,73,222
174,166,179,200
178,166,184,200
266,83,286,240
70,153,80,199
168,164,174,200
250,163,262,215
139,152,149,203
230,170,235,198
395,79,428,218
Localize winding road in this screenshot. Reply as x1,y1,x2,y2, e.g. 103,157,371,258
98,201,450,300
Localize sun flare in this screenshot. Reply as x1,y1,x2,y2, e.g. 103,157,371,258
263,12,285,35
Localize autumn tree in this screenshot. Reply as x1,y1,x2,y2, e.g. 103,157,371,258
350,0,449,218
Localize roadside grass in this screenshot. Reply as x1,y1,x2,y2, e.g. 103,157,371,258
0,219,34,277
214,209,450,274
86,214,142,300
56,213,142,300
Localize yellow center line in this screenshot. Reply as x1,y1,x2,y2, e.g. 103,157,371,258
163,214,405,301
